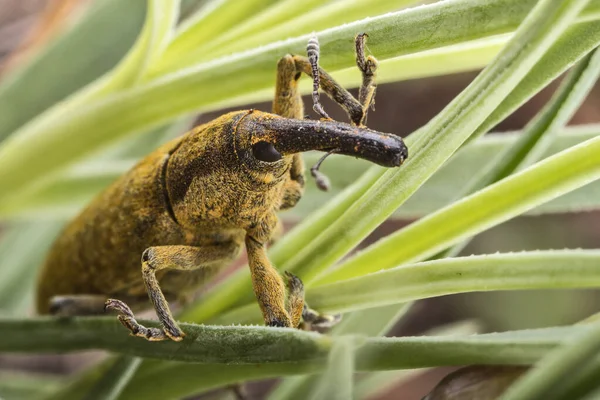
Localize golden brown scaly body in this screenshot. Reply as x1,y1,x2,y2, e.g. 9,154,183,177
37,113,255,313
36,34,408,341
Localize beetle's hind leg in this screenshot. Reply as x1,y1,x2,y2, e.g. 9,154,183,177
48,294,107,316
107,243,241,342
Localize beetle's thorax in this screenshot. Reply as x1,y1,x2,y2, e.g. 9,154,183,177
165,111,292,230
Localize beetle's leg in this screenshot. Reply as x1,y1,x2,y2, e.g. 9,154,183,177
106,243,241,341
273,54,306,210
290,56,363,125
283,271,305,328
283,271,342,330
246,235,292,327
105,299,169,341
302,303,342,330
288,34,379,127
306,36,331,120
273,54,304,119
48,294,107,316
355,33,379,125
246,213,300,327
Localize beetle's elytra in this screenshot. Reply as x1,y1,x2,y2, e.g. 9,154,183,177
36,34,408,341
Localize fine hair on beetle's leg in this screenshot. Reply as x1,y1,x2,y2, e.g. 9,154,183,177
355,32,379,125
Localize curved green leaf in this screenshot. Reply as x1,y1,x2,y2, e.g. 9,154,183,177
213,250,600,325
286,0,592,285
0,0,146,140
119,325,590,399
499,322,600,400
320,125,600,284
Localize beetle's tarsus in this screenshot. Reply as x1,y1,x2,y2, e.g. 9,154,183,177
355,33,379,124
105,298,184,342
302,303,342,330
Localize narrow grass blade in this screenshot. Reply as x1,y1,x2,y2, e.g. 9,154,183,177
269,304,412,400
0,0,146,140
0,222,63,315
213,250,600,324
153,0,600,77
83,357,142,400
355,321,480,400
165,0,419,70
188,0,332,55
499,322,600,400
119,326,590,399
307,336,363,400
320,125,600,284
162,0,279,63
2,1,598,203
439,45,600,258
471,20,600,141
286,0,593,285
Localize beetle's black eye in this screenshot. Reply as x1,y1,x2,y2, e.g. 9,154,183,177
252,141,282,162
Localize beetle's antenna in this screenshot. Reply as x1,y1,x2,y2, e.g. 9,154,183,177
310,149,338,191
307,35,331,120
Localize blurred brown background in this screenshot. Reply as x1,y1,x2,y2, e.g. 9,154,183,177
1,1,599,399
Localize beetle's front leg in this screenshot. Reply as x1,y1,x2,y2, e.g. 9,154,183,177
106,243,240,341
246,236,293,327
246,213,305,328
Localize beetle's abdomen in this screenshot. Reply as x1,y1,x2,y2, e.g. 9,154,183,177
36,140,190,313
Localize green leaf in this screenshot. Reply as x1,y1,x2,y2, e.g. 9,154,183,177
161,0,280,64
119,325,590,399
83,357,142,400
158,0,420,72
0,222,63,315
0,372,63,400
0,316,591,399
285,0,593,286
212,250,600,325
269,304,413,400
0,0,146,140
1,125,597,221
438,44,600,258
3,0,599,204
499,322,600,400
181,11,600,326
355,321,480,400
307,336,363,400
182,0,333,56
320,122,600,284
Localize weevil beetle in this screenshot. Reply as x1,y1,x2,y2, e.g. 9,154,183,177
36,34,408,341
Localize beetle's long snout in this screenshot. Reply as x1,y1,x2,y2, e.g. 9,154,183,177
258,118,408,167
